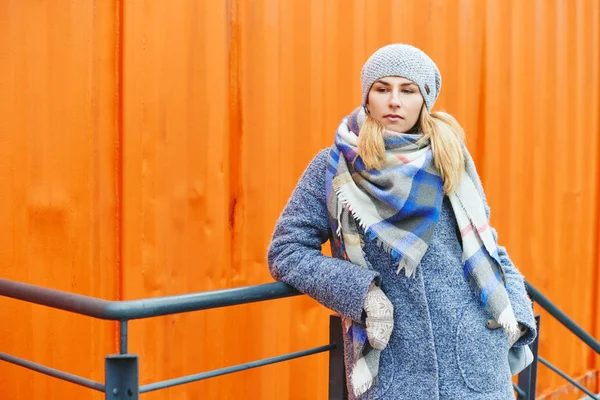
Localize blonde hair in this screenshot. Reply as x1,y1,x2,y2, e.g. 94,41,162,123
357,108,465,194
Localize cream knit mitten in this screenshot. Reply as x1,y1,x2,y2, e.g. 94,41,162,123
363,283,394,350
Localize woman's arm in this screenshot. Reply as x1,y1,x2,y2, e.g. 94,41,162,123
464,148,537,346
267,149,380,322
492,228,537,346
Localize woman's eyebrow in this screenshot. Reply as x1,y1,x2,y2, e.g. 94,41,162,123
373,80,391,86
374,80,417,87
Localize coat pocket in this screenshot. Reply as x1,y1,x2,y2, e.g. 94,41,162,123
455,302,511,393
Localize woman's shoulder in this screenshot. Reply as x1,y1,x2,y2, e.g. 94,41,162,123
311,148,330,167
281,148,331,221
300,148,330,179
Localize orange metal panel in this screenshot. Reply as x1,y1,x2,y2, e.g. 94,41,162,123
120,1,241,398
0,0,120,399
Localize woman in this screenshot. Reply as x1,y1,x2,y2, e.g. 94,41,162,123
267,44,536,399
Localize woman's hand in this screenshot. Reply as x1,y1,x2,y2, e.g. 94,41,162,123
363,283,394,350
487,319,529,347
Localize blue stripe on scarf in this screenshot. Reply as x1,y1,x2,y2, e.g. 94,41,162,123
409,214,440,237
362,168,443,217
326,147,341,238
479,269,504,306
326,148,339,201
463,248,486,278
327,147,340,177
361,164,443,256
351,324,368,343
348,112,361,134
381,203,440,231
334,134,359,160
383,134,422,148
393,230,420,254
352,155,382,175
337,144,358,163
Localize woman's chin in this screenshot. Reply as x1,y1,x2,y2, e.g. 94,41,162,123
383,124,408,134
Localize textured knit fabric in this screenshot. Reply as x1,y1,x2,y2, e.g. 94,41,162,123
267,149,537,400
328,110,519,396
363,283,394,350
361,44,441,111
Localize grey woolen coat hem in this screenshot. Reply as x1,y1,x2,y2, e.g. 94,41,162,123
268,148,537,399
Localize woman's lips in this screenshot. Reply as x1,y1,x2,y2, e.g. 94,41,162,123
384,115,404,122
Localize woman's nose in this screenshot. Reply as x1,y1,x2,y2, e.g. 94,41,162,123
389,91,401,107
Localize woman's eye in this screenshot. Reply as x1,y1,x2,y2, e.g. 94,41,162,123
402,89,414,94
376,88,388,93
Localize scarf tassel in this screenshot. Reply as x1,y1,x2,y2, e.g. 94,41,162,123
362,226,423,277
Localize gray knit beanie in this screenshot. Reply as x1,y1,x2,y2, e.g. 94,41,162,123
361,44,441,111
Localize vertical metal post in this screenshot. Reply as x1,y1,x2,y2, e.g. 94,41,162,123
328,314,347,400
518,314,541,400
120,320,128,355
105,354,139,400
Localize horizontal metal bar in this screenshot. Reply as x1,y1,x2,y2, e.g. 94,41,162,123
0,279,300,321
139,344,336,394
0,352,105,392
512,383,527,399
111,282,301,320
0,278,111,319
526,281,600,354
538,356,599,400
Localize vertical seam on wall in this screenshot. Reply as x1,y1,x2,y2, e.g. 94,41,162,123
475,5,486,179
114,0,125,352
593,0,600,376
227,0,242,286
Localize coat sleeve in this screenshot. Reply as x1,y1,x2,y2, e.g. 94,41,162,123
463,147,537,347
491,228,537,346
267,149,380,323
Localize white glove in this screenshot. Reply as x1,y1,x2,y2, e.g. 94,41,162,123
363,283,394,350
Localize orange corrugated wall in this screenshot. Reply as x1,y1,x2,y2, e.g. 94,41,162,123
0,1,599,399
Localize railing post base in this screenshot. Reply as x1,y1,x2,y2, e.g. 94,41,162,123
105,354,139,400
329,314,347,400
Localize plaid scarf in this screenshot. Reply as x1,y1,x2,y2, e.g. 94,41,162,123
326,107,519,397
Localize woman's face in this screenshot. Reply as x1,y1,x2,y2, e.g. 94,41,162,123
367,76,424,133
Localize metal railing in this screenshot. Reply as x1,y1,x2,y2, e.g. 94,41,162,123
0,278,347,399
0,277,598,399
513,281,600,400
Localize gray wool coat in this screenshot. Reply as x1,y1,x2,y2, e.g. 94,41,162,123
267,149,537,400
